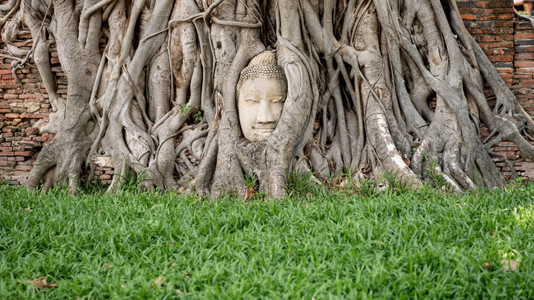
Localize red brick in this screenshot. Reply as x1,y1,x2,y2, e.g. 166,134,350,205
0,161,16,167
500,73,513,79
488,55,513,62
14,151,33,156
516,61,534,68
17,165,33,171
516,32,534,39
25,127,39,136
462,15,476,21
19,113,48,119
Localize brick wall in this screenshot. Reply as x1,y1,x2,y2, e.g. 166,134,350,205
511,17,534,177
459,0,534,178
458,0,515,76
2,0,534,184
0,31,56,185
0,33,113,184
514,21,534,114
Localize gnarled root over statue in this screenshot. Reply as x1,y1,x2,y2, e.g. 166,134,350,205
3,0,532,196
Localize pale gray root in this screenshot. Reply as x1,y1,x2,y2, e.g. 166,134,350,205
25,0,101,193
153,60,202,189
206,0,265,197
339,1,419,187
94,0,174,192
147,43,170,123
147,0,203,189
373,0,503,190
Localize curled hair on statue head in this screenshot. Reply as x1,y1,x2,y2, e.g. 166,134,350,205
236,50,287,97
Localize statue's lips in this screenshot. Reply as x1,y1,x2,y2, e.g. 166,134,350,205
253,128,275,132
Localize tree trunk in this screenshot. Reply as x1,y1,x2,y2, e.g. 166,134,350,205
2,0,532,196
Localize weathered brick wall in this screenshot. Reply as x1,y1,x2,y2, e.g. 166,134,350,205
0,34,113,184
510,18,534,177
514,21,534,114
2,0,534,184
459,0,534,178
459,0,515,77
0,31,57,185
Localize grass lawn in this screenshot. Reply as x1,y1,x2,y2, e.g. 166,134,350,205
1,181,534,298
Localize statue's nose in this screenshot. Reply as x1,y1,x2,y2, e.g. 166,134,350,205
256,99,275,123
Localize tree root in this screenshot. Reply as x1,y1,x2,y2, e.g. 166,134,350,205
13,0,534,196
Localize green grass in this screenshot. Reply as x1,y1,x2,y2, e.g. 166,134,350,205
1,182,534,299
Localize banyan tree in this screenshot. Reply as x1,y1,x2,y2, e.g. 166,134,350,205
2,0,534,197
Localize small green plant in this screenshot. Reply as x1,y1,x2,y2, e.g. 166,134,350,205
81,176,108,195
382,169,411,193
285,170,326,198
193,110,203,122
180,103,192,115
359,177,379,198
114,161,149,192
510,176,527,187
179,104,203,123
244,173,259,189
425,159,452,192
242,173,266,201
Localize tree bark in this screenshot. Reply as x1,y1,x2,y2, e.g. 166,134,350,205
0,0,529,196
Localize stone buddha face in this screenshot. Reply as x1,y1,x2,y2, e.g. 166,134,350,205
237,51,287,142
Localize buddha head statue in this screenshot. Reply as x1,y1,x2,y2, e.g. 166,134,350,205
237,50,287,142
